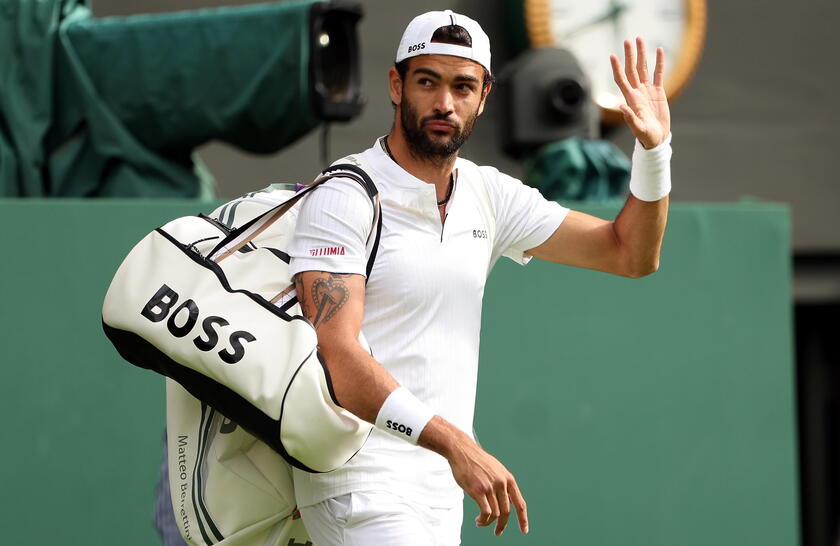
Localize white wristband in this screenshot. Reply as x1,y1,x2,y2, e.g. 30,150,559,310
375,387,435,445
629,133,673,202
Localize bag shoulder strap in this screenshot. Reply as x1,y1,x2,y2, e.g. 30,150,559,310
327,155,383,281
207,162,381,283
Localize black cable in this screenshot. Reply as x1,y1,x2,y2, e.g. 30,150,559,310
320,122,331,167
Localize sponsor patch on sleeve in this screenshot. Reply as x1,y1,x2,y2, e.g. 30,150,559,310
309,246,346,257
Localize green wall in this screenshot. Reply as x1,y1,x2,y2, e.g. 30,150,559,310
0,200,797,545
468,201,798,545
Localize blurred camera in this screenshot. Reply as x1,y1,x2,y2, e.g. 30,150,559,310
497,48,598,157
309,2,365,121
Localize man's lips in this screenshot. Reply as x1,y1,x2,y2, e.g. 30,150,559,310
424,120,456,132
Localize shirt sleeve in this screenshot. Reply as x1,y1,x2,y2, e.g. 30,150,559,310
484,167,570,266
287,177,375,277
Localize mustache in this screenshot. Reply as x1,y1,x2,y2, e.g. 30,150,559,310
421,113,457,126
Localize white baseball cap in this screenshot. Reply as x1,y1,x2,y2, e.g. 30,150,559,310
395,10,492,74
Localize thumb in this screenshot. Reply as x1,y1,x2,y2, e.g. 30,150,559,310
619,104,639,125
619,104,647,136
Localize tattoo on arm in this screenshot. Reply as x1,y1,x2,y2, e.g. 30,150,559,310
293,275,309,316
295,273,351,327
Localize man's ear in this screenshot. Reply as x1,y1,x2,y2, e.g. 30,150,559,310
388,66,403,106
477,81,493,116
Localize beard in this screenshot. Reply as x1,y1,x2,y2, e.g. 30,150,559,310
400,95,479,163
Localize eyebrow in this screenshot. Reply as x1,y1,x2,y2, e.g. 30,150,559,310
412,67,480,84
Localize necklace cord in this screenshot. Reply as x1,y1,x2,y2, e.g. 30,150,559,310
383,136,454,208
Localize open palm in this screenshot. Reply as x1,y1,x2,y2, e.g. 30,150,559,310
610,37,671,149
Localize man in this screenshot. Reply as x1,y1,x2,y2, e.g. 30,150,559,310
288,9,671,545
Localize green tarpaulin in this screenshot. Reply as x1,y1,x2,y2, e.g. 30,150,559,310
1,0,323,197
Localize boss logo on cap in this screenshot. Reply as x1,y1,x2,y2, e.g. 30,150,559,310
407,42,426,53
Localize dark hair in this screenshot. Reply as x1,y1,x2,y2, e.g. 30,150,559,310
395,24,494,90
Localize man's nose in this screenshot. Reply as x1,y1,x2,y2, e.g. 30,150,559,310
433,87,455,115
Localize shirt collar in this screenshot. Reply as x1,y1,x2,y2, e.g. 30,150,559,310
373,136,462,193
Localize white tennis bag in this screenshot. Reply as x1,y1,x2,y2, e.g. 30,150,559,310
166,380,311,545
103,161,379,473
162,169,384,546
103,162,380,465
103,161,380,544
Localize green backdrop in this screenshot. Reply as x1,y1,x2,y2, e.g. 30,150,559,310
0,199,797,545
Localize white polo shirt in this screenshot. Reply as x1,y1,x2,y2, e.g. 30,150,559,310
288,138,569,508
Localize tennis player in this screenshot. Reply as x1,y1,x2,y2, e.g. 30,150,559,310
289,9,672,544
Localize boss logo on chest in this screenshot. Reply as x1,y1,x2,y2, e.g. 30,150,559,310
141,284,256,364
473,229,488,239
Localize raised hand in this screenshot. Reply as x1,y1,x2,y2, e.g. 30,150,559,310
610,37,671,149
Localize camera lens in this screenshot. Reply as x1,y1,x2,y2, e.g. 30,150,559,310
309,3,363,121
547,78,585,120
315,16,351,101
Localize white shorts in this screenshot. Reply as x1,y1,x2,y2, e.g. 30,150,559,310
299,490,463,546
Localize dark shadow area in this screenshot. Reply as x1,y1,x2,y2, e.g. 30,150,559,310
796,253,840,546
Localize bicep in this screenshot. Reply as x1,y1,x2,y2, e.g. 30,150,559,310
288,179,373,346
294,271,366,351
526,210,624,274
287,179,374,277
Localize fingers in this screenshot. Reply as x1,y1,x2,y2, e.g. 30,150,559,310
623,39,640,87
493,482,511,537
640,37,666,89
653,46,666,88
497,477,529,536
636,37,649,84
610,54,632,97
485,477,529,537
610,37,667,145
510,478,529,534
471,476,528,537
473,502,490,526
447,437,529,536
616,38,664,90
474,481,501,528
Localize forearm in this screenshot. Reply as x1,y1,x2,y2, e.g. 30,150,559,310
418,415,474,459
294,271,401,424
318,341,399,423
612,134,672,276
322,341,463,455
324,346,527,536
295,271,441,446
524,134,671,276
612,194,668,277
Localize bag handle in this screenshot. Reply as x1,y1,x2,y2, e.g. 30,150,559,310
208,163,379,264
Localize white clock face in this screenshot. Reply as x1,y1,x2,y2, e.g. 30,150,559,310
543,0,689,110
